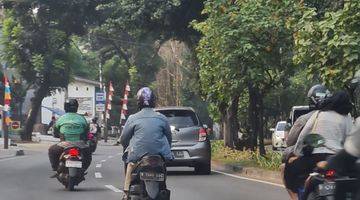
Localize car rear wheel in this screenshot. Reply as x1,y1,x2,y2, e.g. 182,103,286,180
195,161,211,175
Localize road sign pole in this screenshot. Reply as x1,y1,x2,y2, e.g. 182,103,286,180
3,110,9,149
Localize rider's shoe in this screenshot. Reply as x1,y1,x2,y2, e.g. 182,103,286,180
122,190,129,200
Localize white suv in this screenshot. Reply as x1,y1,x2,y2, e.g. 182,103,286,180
271,121,287,150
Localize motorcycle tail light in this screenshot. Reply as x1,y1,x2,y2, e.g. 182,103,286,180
325,169,336,178
69,148,80,157
199,128,207,142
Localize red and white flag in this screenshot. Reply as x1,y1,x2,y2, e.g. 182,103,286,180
106,81,114,119
120,81,130,124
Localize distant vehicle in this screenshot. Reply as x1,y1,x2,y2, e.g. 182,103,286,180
155,107,211,175
289,106,311,125
271,121,287,150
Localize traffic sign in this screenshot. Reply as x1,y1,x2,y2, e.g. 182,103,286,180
96,104,105,112
11,121,21,130
96,92,106,102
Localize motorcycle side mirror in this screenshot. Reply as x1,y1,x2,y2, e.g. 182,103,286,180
303,134,326,148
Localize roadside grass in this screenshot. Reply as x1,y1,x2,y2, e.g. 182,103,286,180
211,140,282,171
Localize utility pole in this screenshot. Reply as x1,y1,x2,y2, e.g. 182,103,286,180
3,109,8,149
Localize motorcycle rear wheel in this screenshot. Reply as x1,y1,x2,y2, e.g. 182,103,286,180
67,177,76,191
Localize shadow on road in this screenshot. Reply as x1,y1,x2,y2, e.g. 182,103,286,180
167,169,215,176
55,187,109,193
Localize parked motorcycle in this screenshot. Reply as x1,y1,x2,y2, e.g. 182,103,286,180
56,142,87,191
128,155,170,200
87,133,97,153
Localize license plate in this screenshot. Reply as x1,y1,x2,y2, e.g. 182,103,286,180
318,182,336,196
173,151,184,158
65,160,82,168
140,172,165,181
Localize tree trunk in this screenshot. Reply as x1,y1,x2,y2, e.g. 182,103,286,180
224,95,240,148
258,94,266,156
219,103,227,140
248,84,259,151
22,85,49,141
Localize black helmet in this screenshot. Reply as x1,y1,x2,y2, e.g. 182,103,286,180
307,84,331,109
92,117,98,123
64,99,79,113
136,87,156,109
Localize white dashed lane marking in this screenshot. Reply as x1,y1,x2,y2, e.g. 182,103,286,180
101,160,106,163
108,156,114,159
95,172,103,179
105,185,124,193
96,163,102,168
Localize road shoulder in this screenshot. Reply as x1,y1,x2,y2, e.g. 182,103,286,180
212,160,283,185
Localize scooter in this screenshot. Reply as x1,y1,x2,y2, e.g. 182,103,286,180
87,133,97,153
298,134,359,200
128,155,170,200
304,167,358,200
56,142,87,191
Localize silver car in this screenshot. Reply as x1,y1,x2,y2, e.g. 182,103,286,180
155,107,211,175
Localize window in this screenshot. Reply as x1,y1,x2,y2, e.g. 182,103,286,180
157,110,199,129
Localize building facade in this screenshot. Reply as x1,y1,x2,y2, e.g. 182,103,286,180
41,76,101,124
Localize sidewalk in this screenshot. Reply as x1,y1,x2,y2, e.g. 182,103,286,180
0,139,25,159
212,160,283,185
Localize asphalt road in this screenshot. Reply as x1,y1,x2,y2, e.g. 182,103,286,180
0,142,288,200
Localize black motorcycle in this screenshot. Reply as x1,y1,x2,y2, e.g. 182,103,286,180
128,155,170,200
300,134,359,200
56,142,87,191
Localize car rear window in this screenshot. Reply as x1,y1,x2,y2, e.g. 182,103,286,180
276,123,286,131
293,109,311,124
157,110,199,129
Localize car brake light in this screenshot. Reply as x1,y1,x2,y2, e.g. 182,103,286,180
199,128,207,142
69,148,79,157
325,169,336,178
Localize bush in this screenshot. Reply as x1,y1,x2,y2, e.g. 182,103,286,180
211,140,282,171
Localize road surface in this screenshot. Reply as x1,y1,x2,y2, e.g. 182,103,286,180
0,142,288,200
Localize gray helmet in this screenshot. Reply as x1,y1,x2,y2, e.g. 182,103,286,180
307,84,331,108
136,87,156,109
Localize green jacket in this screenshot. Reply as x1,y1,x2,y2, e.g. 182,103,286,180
54,113,89,142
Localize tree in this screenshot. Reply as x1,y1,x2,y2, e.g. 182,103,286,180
1,1,103,140
194,0,297,154
293,1,359,90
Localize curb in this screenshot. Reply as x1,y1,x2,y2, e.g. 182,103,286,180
0,149,25,160
211,160,283,185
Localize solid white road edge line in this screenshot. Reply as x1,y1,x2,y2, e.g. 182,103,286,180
95,172,103,179
105,185,124,193
212,170,284,188
96,163,102,168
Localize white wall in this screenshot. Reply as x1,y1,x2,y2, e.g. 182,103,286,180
41,81,97,124
41,90,65,124
68,82,96,120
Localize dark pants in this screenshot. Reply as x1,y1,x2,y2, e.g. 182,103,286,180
48,143,92,171
284,153,331,193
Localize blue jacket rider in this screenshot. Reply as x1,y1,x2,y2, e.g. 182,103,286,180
120,87,173,163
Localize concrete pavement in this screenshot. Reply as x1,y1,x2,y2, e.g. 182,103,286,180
0,141,288,200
